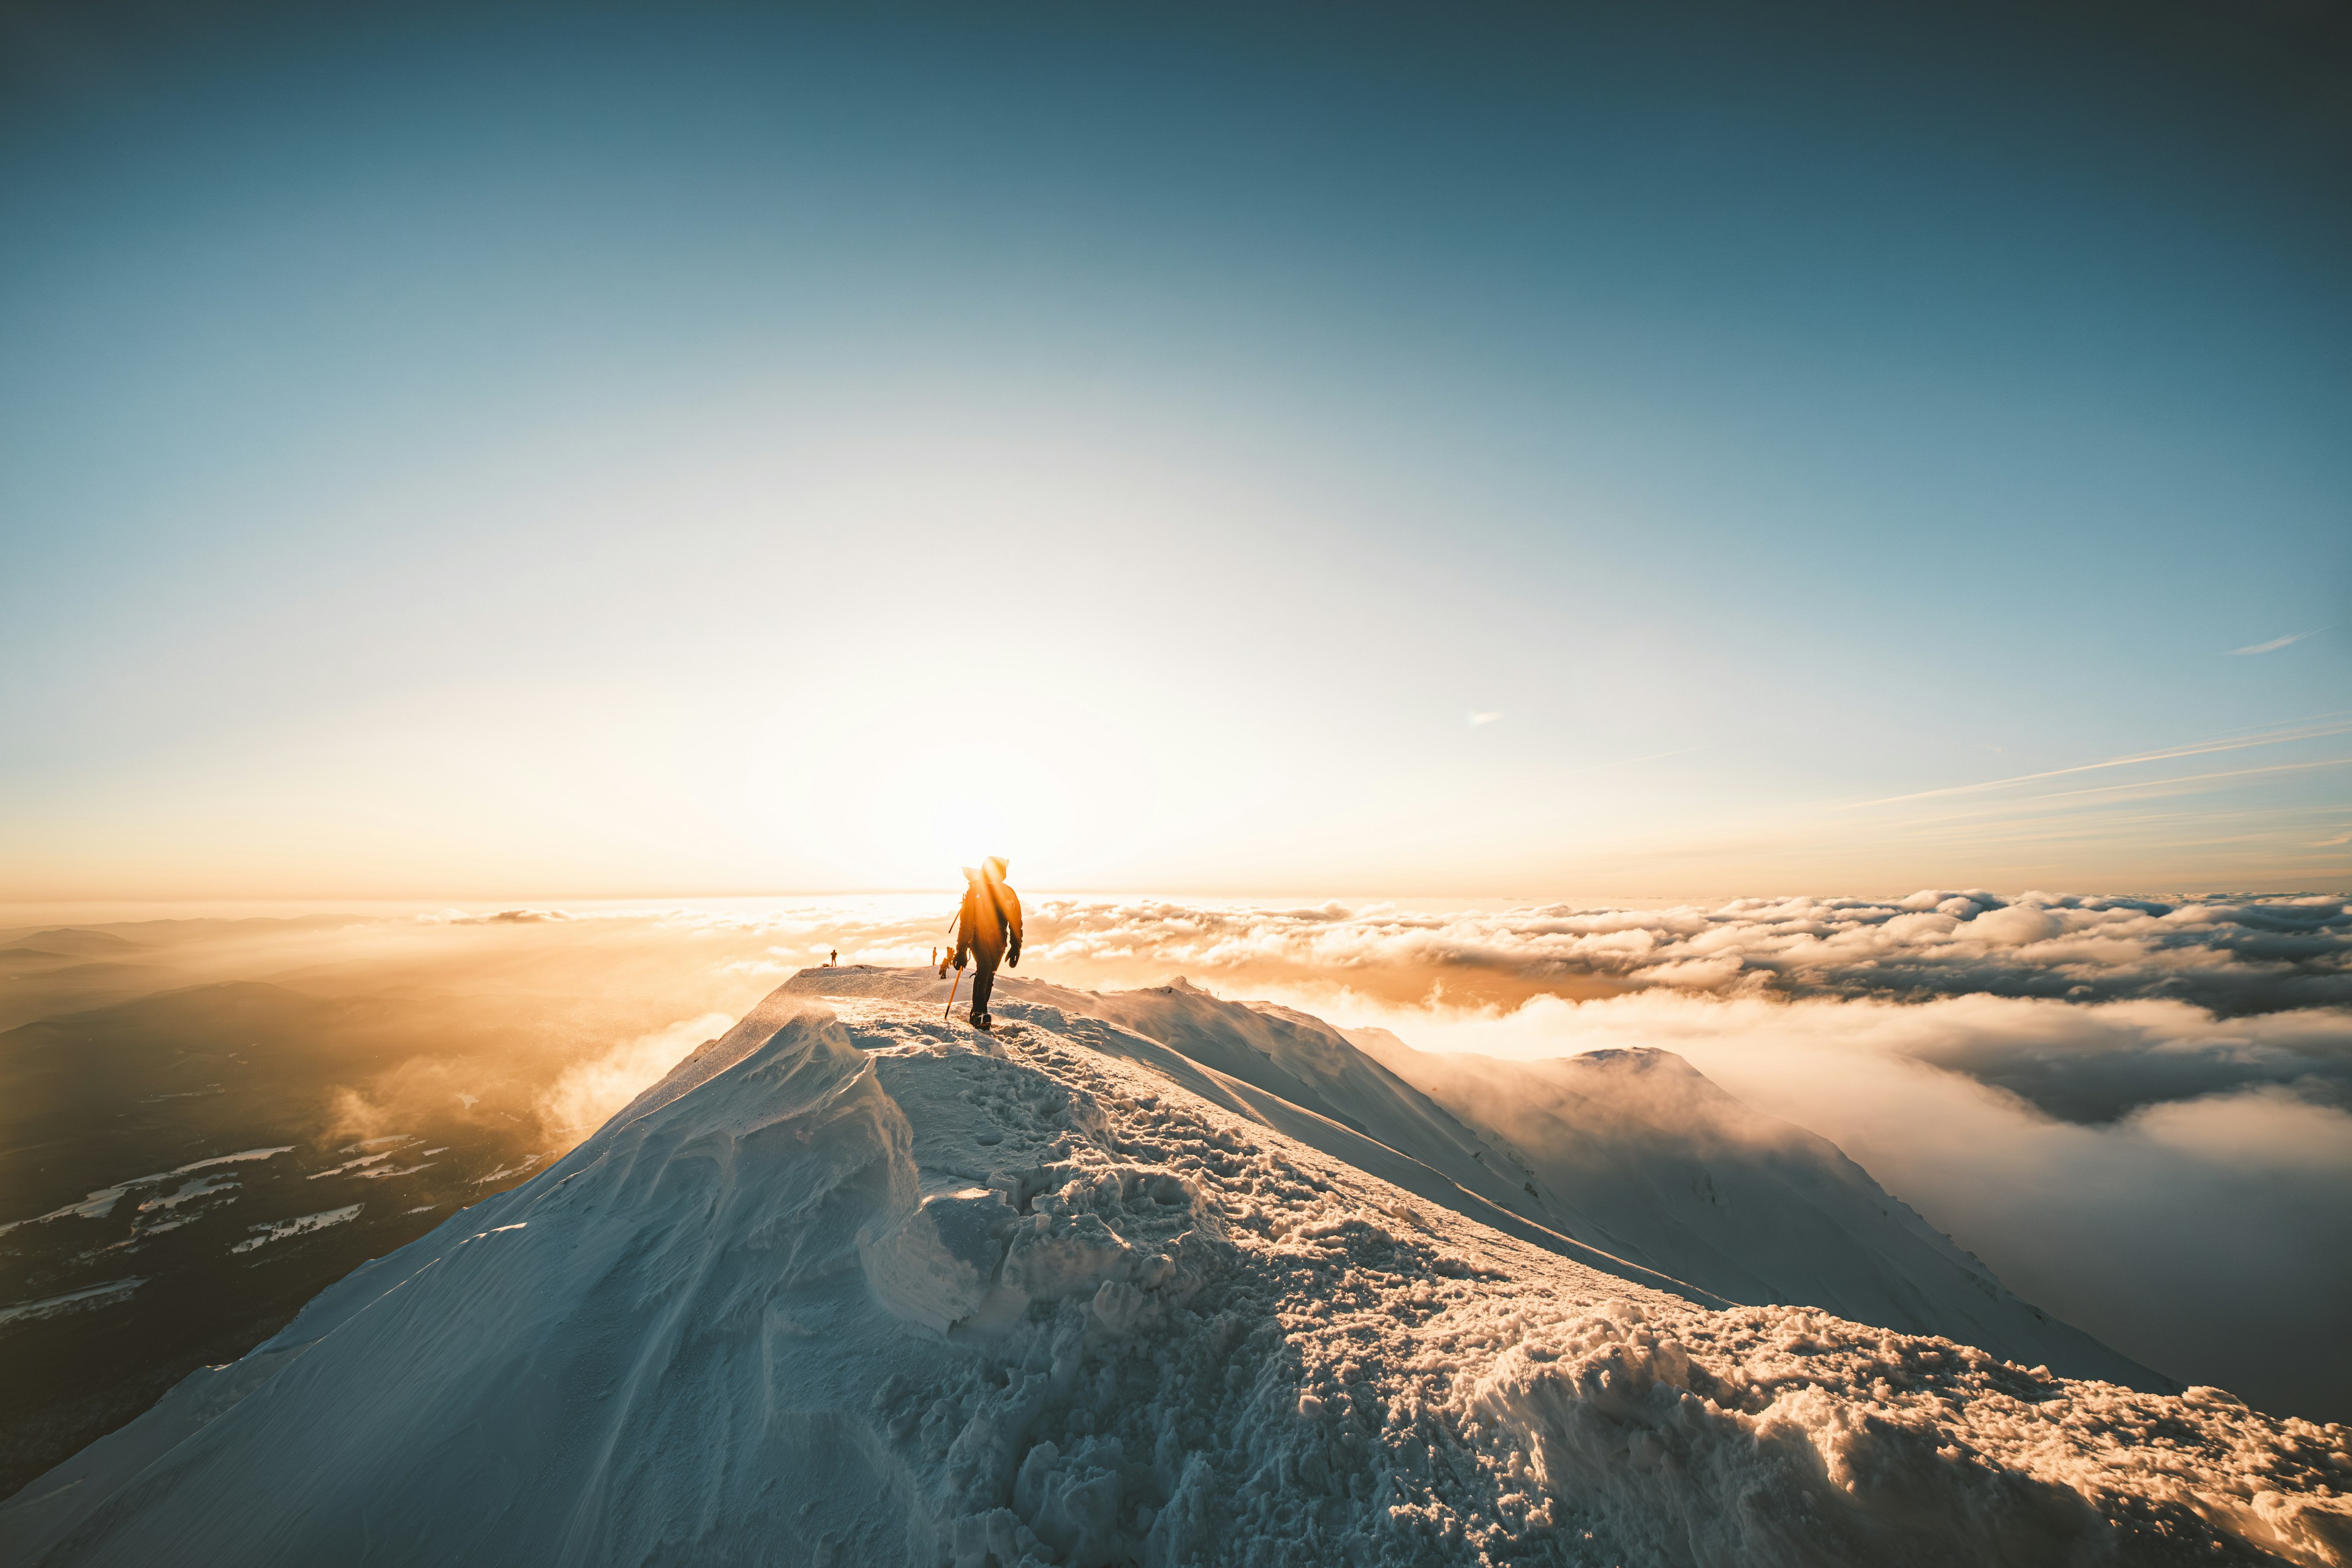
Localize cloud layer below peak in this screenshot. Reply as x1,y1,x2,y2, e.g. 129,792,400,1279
1024,888,2352,1013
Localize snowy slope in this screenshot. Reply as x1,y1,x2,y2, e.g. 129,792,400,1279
1338,1030,2166,1390
952,970,2159,1389
4,970,2345,1567
1063,982,1559,1224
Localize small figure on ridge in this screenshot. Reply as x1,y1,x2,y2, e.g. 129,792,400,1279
949,856,1022,1031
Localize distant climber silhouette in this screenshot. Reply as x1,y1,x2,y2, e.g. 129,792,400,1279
949,856,1022,1031
828,948,837,967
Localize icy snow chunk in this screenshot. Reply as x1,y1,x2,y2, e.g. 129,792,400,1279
946,1509,1044,1568
1001,1210,1132,1304
872,1159,1227,1329
1088,1278,1151,1335
1471,1305,2115,1566
1014,1438,1127,1568
993,1164,1227,1316
863,1188,1015,1332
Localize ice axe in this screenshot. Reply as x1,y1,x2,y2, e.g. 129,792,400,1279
941,869,979,1020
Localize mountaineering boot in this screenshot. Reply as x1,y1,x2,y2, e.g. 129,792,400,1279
971,1011,992,1031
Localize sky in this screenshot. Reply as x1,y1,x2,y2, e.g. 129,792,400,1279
2,0,2348,902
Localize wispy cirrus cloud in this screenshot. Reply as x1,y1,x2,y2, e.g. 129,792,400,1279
2229,630,2317,656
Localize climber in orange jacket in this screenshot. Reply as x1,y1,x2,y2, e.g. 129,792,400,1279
948,857,1022,1030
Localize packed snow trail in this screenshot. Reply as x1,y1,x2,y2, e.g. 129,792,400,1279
2,973,2345,1566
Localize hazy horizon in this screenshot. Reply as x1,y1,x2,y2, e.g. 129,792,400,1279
9,873,2348,928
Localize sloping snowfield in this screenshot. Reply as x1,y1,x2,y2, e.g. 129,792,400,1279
3,970,2345,1566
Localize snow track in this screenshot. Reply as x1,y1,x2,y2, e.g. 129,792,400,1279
2,971,2345,1566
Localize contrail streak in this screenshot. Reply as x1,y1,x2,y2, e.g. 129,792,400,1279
1844,717,2352,809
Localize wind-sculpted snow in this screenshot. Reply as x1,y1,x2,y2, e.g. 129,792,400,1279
5,970,2344,1567
1469,1305,2352,1567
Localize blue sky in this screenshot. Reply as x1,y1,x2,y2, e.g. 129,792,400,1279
3,1,2346,899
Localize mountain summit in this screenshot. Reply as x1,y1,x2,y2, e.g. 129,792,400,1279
4,970,2343,1566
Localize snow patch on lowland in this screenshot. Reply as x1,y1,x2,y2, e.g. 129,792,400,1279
356,1162,434,1181
0,1149,293,1238
134,1176,238,1215
0,1279,145,1331
307,1152,395,1180
2,973,2344,1567
469,1154,549,1186
227,1206,361,1255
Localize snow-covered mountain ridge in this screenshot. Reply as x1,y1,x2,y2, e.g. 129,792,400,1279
974,971,2158,1389
3,969,2345,1566
1332,1023,2160,1387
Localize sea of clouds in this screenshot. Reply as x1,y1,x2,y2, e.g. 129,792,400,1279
1008,889,2352,1120
1023,888,2352,1011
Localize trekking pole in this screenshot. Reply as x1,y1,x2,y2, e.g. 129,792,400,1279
943,965,962,1020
